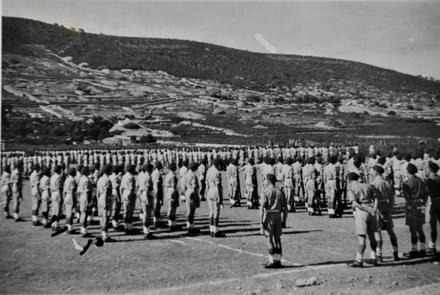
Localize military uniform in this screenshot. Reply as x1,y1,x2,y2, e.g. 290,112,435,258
302,163,318,215
261,176,288,268
347,174,378,267
197,162,207,200
401,172,428,255
29,169,41,224
97,171,112,239
323,162,338,217
182,167,200,232
63,173,77,233
121,169,136,232
292,160,303,202
426,166,440,253
137,167,154,237
39,173,50,225
164,169,179,229
2,169,12,218
281,162,295,212
226,162,240,206
109,168,122,228
151,166,163,227
10,167,23,220
206,163,224,237
244,162,258,209
49,171,62,230
78,172,92,236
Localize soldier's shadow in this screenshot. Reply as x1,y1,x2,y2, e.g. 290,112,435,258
286,255,439,269
226,228,323,237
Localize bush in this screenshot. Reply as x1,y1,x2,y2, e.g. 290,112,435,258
139,134,156,144
245,95,261,103
387,110,396,116
123,122,140,129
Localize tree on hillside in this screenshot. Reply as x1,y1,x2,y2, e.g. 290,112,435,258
139,134,156,144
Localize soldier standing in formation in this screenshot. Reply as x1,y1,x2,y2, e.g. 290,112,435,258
183,162,200,234
401,163,428,257
63,168,77,234
371,166,399,261
197,159,207,201
281,158,295,212
29,164,41,226
49,165,63,231
206,159,225,237
10,163,23,221
97,165,114,242
164,162,179,231
78,166,92,237
426,162,440,255
227,158,241,207
347,172,378,267
121,164,136,234
151,162,163,228
244,158,259,209
110,165,122,229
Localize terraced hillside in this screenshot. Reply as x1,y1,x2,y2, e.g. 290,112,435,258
2,17,440,148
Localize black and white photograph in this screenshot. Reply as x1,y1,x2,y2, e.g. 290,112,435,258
1,0,440,294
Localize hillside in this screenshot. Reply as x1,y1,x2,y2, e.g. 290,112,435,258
2,17,440,148
3,17,440,94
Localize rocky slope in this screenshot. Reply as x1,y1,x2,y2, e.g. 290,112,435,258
2,17,440,146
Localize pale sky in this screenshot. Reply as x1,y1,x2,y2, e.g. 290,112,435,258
2,0,440,79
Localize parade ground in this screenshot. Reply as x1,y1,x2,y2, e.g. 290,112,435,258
1,177,439,295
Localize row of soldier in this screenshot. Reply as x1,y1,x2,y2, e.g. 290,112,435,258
2,158,225,240
2,144,361,176
2,147,440,239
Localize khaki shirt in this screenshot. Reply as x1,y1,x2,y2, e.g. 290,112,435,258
50,173,62,193
262,186,287,213
121,172,135,193
97,174,111,199
348,182,377,205
63,175,77,196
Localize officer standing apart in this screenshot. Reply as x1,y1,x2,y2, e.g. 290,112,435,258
261,174,288,268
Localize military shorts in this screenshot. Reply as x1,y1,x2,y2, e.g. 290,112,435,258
64,193,75,207
79,194,89,212
139,191,153,206
2,185,11,201
31,187,41,201
263,213,282,238
377,212,394,230
353,209,377,235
